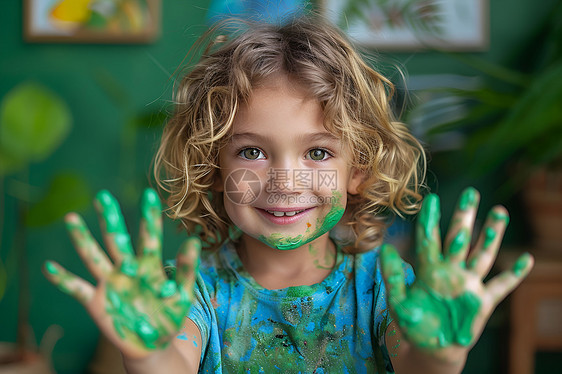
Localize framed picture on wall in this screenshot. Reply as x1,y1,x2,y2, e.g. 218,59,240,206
24,0,161,43
321,0,488,51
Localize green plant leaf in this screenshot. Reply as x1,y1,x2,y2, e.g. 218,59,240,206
0,82,72,163
0,147,26,176
25,173,91,227
470,61,562,174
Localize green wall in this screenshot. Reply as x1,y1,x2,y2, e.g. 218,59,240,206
0,1,559,373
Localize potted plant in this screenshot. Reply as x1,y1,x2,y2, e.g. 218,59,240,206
406,2,562,252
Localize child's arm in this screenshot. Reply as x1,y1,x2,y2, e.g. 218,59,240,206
380,188,533,374
43,189,202,373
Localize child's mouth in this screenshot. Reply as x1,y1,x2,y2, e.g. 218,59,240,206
264,209,307,217
257,207,314,225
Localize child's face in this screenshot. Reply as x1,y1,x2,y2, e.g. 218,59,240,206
218,76,362,250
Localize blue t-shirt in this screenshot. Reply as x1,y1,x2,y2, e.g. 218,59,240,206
187,242,414,373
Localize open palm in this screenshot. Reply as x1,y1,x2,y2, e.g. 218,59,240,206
381,188,533,358
43,189,200,359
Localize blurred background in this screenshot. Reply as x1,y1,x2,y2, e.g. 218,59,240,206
1,0,561,373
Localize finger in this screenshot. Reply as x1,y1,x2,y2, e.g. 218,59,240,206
380,244,407,311
484,252,534,307
467,206,510,278
176,237,201,296
444,187,480,265
65,212,113,280
43,260,94,305
94,190,134,266
139,188,163,260
416,194,443,269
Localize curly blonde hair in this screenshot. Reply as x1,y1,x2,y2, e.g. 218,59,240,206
154,15,426,253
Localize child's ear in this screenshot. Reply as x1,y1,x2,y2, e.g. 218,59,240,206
347,167,364,195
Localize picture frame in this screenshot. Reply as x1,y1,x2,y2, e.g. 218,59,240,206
24,0,161,43
321,0,488,51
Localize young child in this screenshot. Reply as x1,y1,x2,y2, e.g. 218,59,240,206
44,15,534,374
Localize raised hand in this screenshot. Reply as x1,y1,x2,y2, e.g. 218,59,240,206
381,187,533,359
43,189,200,359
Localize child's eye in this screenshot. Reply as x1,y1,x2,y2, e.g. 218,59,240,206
239,148,265,160
307,148,331,161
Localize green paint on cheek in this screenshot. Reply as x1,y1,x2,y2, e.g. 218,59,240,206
483,227,496,249
258,191,344,250
512,252,532,276
419,194,440,239
258,233,304,250
449,228,469,256
458,187,478,211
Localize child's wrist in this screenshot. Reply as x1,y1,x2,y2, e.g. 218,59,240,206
122,343,190,374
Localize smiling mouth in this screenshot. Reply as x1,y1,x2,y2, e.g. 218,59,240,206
264,209,307,217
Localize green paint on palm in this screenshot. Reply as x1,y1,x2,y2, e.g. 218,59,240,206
160,280,178,298
120,257,139,277
104,278,191,351
392,285,481,349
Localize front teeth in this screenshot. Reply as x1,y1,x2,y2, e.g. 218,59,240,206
266,209,305,217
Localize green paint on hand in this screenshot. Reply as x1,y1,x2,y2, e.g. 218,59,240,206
96,190,126,233
449,228,469,256
419,194,440,240
135,318,159,348
483,227,496,249
458,187,478,211
490,210,509,225
45,261,59,275
120,258,139,277
141,188,162,243
160,280,178,298
393,287,481,349
512,252,532,276
96,190,133,255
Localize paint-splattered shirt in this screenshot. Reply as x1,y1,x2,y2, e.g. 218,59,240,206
188,242,414,373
